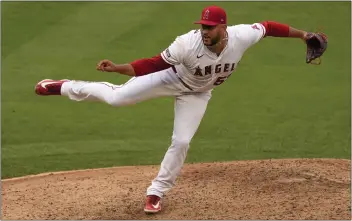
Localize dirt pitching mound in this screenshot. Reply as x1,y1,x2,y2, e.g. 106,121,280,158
2,158,351,220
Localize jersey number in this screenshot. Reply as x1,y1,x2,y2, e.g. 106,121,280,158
214,76,228,86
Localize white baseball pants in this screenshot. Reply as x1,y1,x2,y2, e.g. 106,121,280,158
61,67,212,198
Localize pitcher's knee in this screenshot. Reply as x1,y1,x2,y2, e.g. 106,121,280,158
171,138,191,149
105,93,134,107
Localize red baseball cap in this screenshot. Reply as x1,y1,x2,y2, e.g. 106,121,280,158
194,6,227,26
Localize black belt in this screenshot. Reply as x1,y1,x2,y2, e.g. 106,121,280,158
171,66,193,91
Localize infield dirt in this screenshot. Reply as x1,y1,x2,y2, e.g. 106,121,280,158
2,158,351,220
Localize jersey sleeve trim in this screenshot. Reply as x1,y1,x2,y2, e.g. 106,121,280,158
258,23,266,39
161,51,175,65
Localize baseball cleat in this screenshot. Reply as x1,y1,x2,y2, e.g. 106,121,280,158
144,195,162,214
35,79,69,96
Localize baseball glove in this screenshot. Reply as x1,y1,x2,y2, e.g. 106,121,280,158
305,32,328,65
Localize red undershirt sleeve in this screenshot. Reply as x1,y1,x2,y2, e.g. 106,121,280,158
130,54,173,76
260,21,290,37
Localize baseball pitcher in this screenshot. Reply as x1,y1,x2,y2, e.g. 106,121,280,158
35,5,328,214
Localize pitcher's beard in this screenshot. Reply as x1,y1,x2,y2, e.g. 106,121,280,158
205,31,228,51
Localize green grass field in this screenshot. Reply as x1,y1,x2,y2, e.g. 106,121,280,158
2,2,350,179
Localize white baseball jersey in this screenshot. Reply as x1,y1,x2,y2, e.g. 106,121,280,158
161,23,266,92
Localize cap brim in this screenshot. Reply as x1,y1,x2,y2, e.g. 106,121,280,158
194,20,218,26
